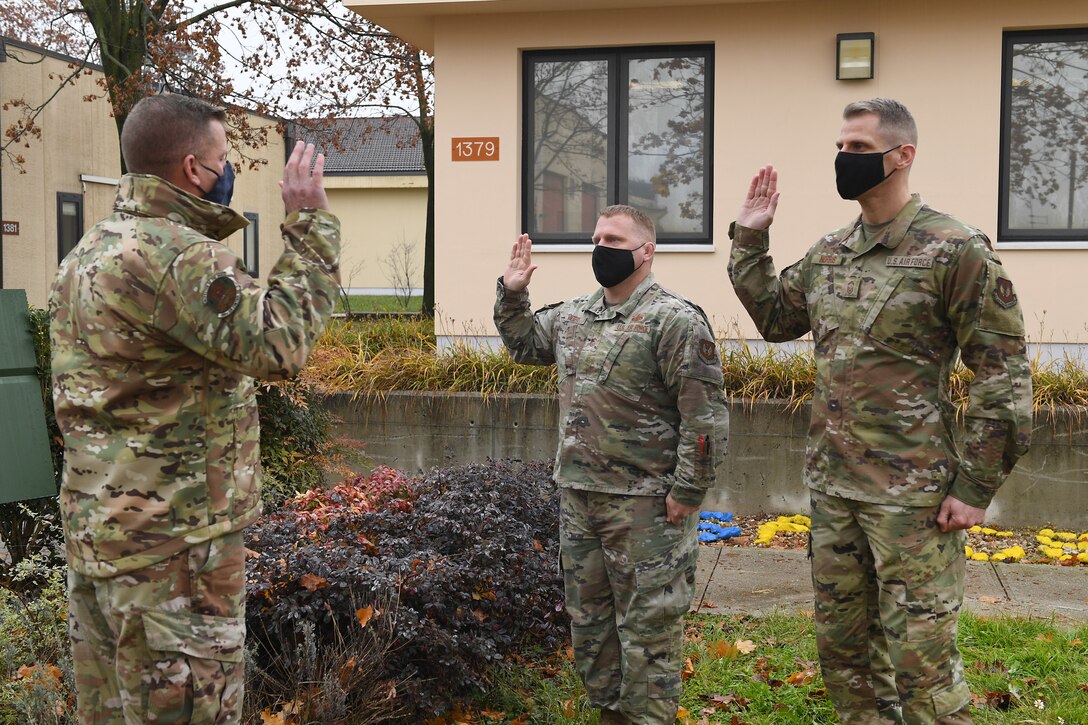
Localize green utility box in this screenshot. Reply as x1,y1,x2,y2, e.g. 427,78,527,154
0,290,58,503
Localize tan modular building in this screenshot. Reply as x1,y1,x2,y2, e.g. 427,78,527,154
291,117,428,297
1,37,288,309
343,0,1088,355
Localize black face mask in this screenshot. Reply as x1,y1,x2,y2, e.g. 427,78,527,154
835,145,902,200
197,160,235,207
592,242,647,288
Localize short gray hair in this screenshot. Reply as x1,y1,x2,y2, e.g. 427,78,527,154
121,94,226,176
843,98,918,146
599,204,656,244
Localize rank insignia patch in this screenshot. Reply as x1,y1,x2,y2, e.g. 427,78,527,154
698,339,718,365
203,272,241,317
993,277,1017,309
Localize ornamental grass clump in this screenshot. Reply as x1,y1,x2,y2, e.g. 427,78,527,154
307,318,1088,414
245,460,567,720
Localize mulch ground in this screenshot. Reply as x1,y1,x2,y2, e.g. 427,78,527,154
708,513,1088,567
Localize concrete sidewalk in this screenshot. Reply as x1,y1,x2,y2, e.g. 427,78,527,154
693,546,1088,623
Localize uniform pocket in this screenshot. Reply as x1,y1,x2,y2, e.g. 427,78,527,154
897,530,965,642
864,272,943,359
142,609,245,723
143,609,245,663
598,334,654,404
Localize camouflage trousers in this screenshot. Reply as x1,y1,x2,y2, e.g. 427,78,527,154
559,489,697,725
809,490,972,725
67,531,247,724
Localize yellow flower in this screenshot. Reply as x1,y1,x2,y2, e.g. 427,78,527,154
998,546,1025,560
1078,553,1088,564
970,552,990,561
968,525,983,533
991,553,1007,562
1078,533,1088,542
1078,542,1088,552
1039,528,1056,537
1036,535,1055,546
1060,554,1074,562
995,531,1015,537
1055,532,1077,541
981,527,998,535
965,545,975,559
1042,547,1065,559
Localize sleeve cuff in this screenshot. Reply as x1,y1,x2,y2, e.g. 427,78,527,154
668,484,707,508
729,221,770,250
948,470,997,509
496,276,528,303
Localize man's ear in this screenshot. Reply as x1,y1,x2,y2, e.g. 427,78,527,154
896,144,916,169
643,241,656,262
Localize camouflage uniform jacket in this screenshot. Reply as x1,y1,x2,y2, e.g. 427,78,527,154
728,194,1032,508
494,273,729,507
50,174,341,577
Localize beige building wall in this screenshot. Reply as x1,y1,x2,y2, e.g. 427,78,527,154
326,175,427,294
347,0,1088,348
1,40,288,308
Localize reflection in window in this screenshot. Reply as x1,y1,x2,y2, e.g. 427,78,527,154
525,46,713,244
1002,29,1088,240
628,57,706,234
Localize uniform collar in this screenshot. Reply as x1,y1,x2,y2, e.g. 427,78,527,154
584,273,657,321
841,193,925,255
114,174,249,241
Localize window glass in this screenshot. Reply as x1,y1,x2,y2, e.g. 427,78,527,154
627,56,707,234
525,46,712,244
1002,30,1088,240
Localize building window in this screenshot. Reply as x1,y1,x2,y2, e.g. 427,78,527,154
523,45,713,245
1000,28,1088,242
243,212,259,276
56,192,83,262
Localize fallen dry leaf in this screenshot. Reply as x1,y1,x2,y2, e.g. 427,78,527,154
681,657,696,681
356,606,375,628
298,573,328,592
785,664,818,686
977,596,1002,604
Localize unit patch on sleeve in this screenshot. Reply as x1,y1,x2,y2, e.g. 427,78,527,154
203,272,241,318
993,277,1017,309
698,339,718,366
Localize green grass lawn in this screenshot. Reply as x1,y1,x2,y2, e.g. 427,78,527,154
468,612,1088,724
336,293,422,313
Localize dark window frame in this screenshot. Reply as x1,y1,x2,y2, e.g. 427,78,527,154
56,192,83,262
243,211,260,276
999,27,1088,242
522,44,714,246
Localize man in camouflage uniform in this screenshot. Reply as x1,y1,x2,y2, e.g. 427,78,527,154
50,94,340,723
494,205,730,724
728,98,1032,724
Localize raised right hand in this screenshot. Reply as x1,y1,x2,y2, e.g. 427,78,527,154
736,165,780,231
280,140,329,214
502,233,538,292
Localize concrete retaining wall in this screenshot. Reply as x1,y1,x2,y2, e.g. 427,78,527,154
324,392,1088,530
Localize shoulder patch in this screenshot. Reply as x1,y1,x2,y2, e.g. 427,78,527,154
698,339,718,365
992,277,1017,309
978,261,1024,337
203,272,241,318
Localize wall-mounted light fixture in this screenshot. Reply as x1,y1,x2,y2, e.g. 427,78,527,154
836,32,875,80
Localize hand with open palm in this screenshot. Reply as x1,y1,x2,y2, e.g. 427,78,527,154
737,165,780,231
503,233,539,293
